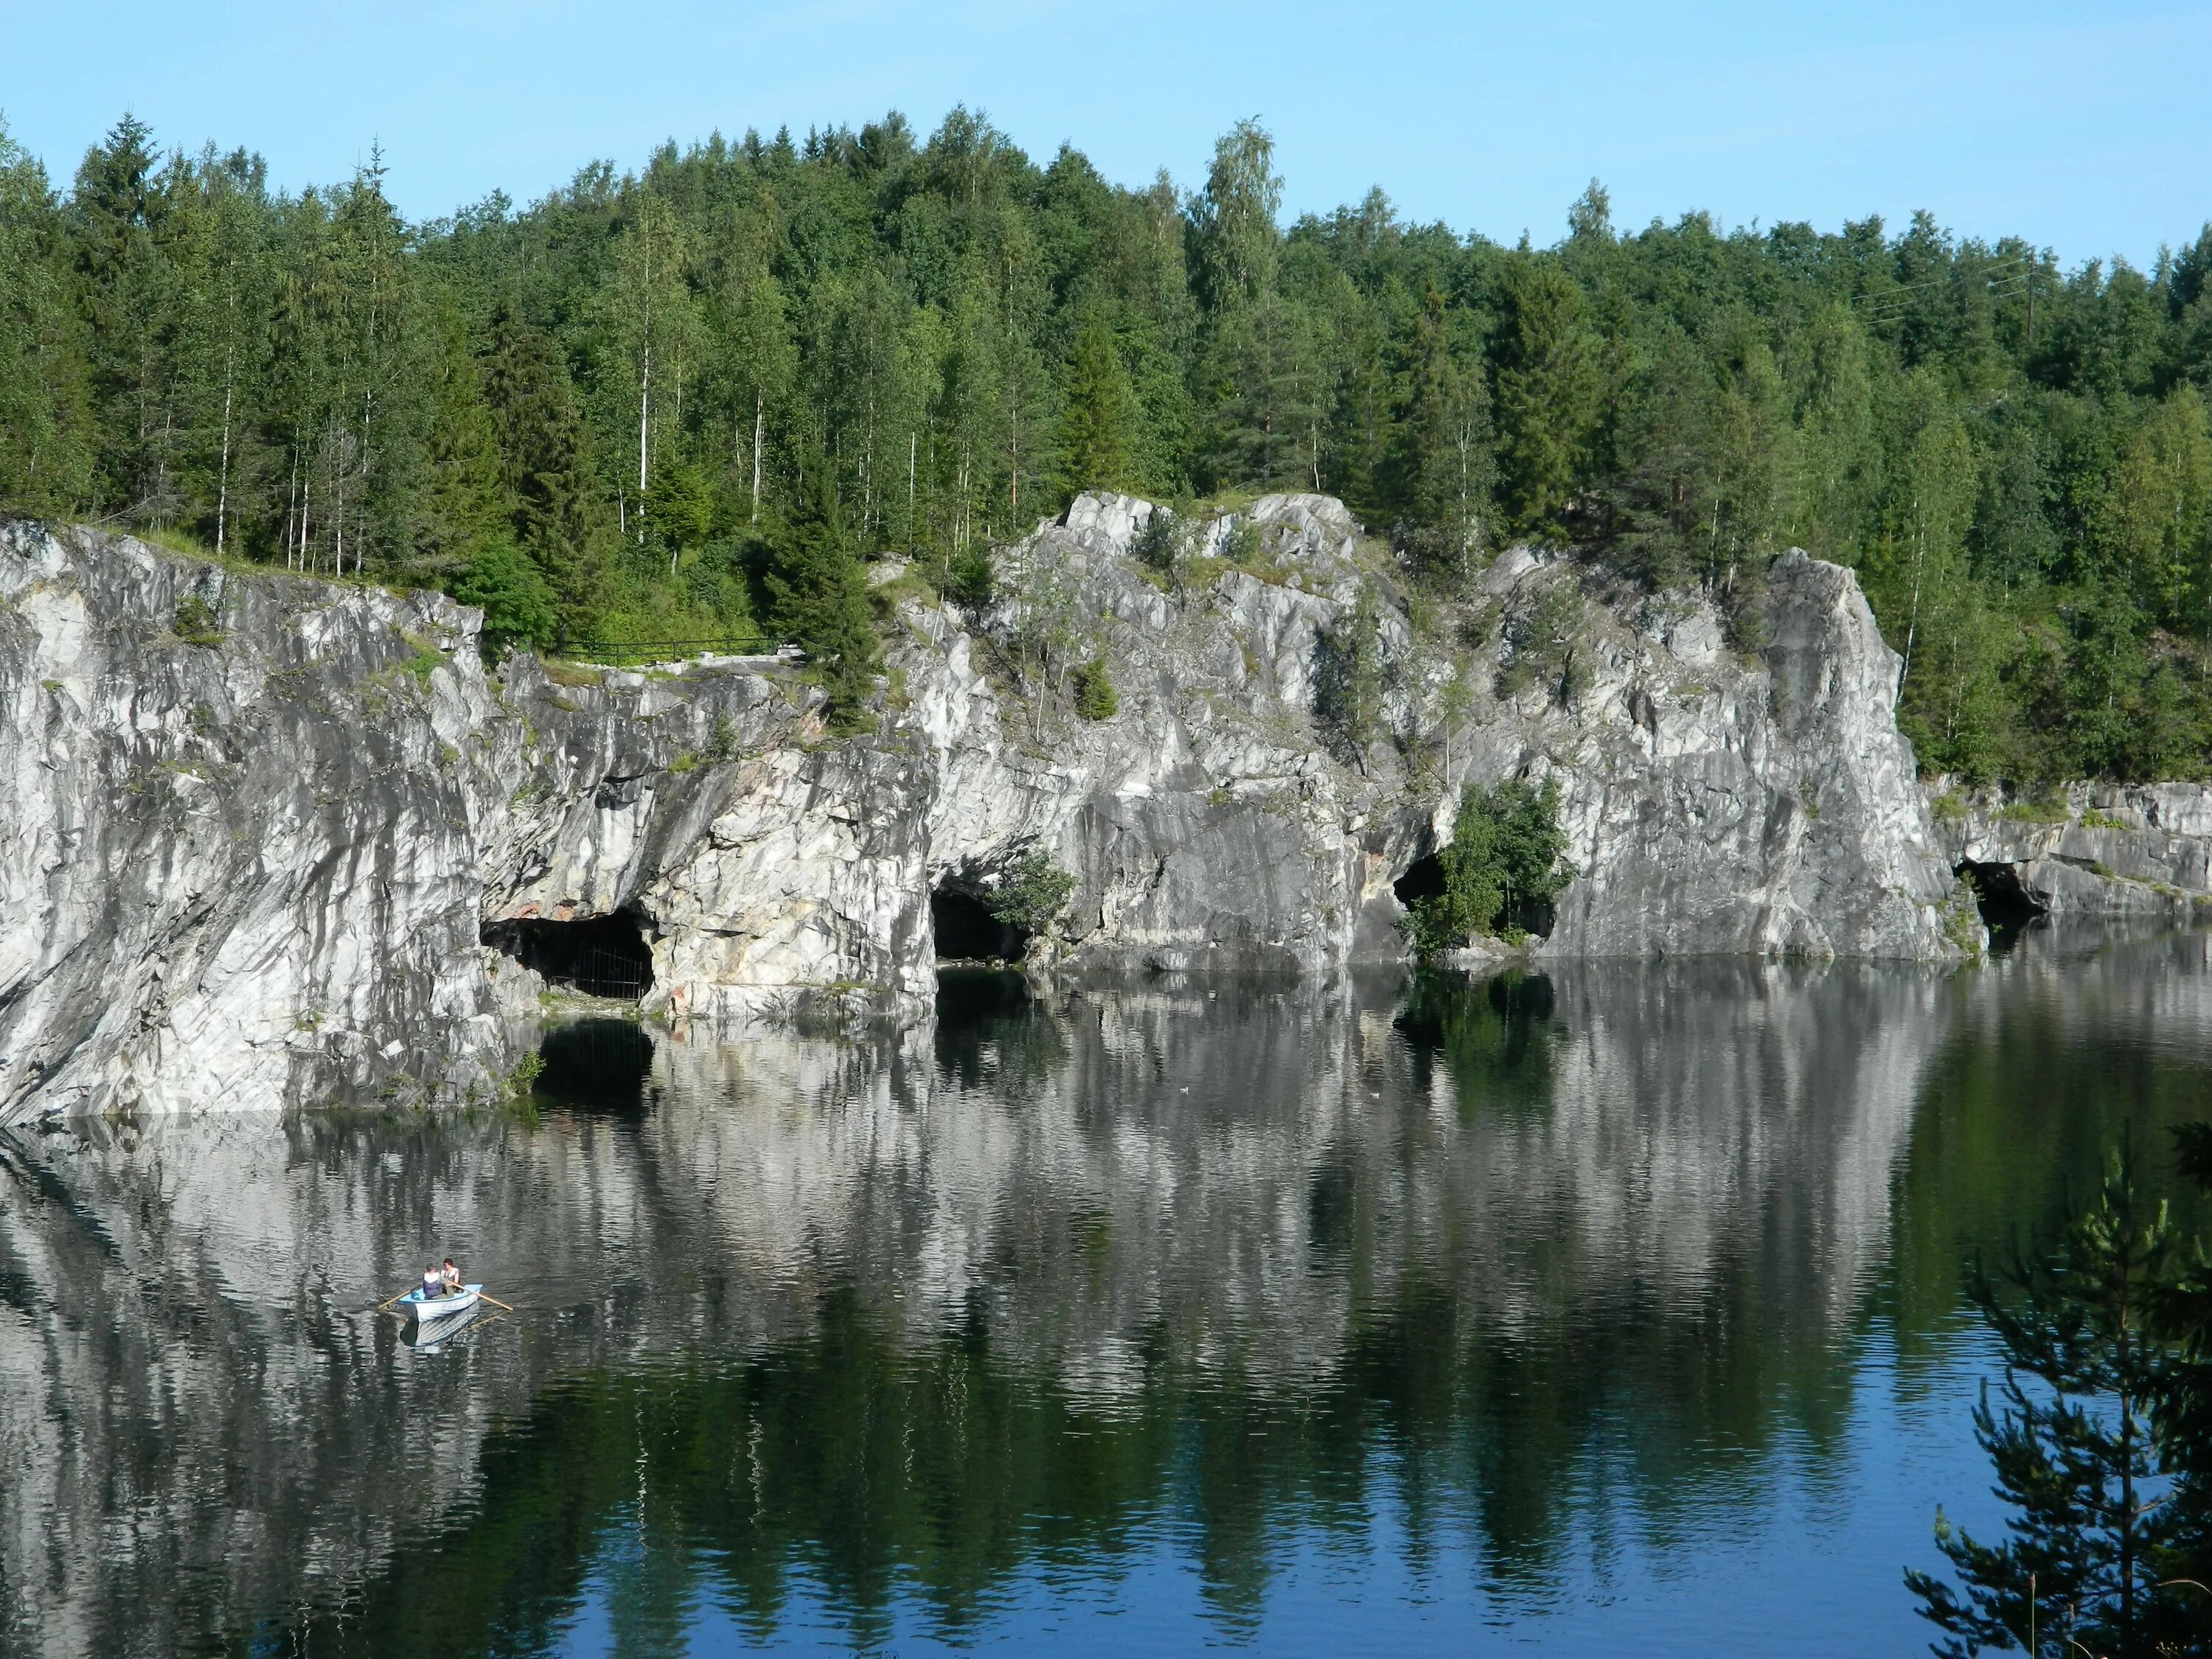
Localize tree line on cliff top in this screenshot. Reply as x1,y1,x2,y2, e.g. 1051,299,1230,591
3,111,2212,774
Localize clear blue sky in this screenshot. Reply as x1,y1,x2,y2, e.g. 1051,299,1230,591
4,0,2208,266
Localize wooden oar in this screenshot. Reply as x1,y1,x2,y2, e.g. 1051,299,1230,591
477,1293,516,1312
375,1286,419,1312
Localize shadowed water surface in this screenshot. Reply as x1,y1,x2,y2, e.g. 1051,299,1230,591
7,931,2212,1655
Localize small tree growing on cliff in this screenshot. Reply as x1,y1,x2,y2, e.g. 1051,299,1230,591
988,851,1076,935
1315,587,1388,765
1405,776,1570,956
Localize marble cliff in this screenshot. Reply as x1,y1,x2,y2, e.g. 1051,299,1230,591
0,495,1969,1120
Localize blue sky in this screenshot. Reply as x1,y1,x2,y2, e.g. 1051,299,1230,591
4,0,2208,265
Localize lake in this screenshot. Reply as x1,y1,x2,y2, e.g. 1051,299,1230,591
7,927,2212,1656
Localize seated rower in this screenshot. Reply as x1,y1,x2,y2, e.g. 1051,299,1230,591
440,1259,462,1295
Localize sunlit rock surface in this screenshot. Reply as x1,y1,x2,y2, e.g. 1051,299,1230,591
3,504,1959,1119
1932,779,2212,919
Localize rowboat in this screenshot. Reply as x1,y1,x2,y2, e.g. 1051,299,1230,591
397,1283,482,1323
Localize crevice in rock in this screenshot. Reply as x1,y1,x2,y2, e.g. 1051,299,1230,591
482,909,655,1000
931,885,1026,964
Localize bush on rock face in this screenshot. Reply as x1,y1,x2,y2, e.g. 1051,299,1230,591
1406,776,1571,957
1073,658,1119,720
988,852,1077,936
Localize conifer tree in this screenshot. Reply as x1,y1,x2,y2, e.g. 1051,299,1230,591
766,459,880,729
1493,257,1598,540
1055,317,1137,498
0,120,91,512
481,302,602,635
1908,1147,2187,1659
417,299,509,578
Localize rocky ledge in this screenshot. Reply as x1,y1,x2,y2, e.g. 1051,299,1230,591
1931,781,2212,922
1,498,1965,1121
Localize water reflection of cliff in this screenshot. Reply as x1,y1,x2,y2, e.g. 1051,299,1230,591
13,947,2174,1655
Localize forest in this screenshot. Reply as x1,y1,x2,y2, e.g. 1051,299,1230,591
4,109,2212,780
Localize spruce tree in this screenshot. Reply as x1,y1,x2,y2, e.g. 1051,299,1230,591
481,302,602,637
767,461,880,731
1493,257,1597,540
417,301,509,578
1055,318,1137,498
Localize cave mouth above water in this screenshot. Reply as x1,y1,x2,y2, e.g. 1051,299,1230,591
482,910,655,1000
1957,859,2048,945
1391,852,1556,942
931,886,1027,964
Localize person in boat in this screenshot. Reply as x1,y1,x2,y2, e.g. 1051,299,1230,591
422,1265,443,1300
440,1259,462,1295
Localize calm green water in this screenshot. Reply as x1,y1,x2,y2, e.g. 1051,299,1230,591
7,929,2212,1657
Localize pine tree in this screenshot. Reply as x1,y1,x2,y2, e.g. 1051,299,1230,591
1908,1145,2188,1659
766,460,880,730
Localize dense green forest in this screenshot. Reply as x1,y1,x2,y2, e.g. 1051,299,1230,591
4,109,2212,779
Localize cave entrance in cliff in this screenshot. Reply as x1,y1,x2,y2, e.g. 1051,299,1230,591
1958,860,2046,949
482,909,656,1000
1394,855,1448,911
931,885,1026,964
1391,854,1557,942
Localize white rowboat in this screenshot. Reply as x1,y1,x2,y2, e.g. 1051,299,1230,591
397,1283,482,1322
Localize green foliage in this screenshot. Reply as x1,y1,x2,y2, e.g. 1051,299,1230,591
945,542,996,614
1405,777,1571,956
453,539,557,657
1315,586,1388,761
767,464,880,731
1498,575,1586,701
987,851,1075,934
1131,507,1183,572
170,592,223,647
7,109,2212,783
1071,657,1119,720
1057,318,1138,498
1220,516,1263,565
1907,1144,2199,1658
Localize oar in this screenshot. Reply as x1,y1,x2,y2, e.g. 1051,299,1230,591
374,1286,419,1312
477,1293,517,1312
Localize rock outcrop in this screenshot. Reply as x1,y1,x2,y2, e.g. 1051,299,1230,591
1,499,1964,1121
1931,781,2212,919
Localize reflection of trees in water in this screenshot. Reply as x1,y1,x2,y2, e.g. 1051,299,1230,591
18,945,2212,1652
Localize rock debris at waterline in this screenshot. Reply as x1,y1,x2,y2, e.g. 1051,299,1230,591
4,498,1967,1120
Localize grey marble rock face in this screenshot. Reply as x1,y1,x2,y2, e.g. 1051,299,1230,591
1929,779,2212,918
1,501,1964,1121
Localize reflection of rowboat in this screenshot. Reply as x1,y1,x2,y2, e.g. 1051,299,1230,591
397,1284,482,1323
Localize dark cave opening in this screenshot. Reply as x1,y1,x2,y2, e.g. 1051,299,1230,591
1391,853,1555,942
931,886,1027,964
1393,854,1447,909
482,909,655,1000
1957,860,2047,945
